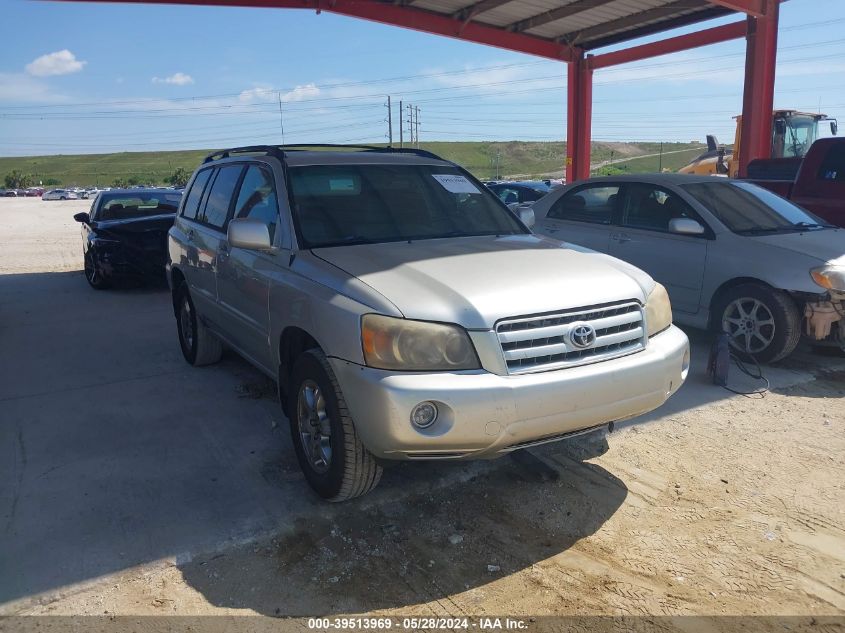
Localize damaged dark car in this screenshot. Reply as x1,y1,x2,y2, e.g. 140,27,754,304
73,189,183,289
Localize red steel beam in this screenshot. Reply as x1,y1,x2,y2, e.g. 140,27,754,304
736,0,779,177
590,20,746,69
49,0,577,61
707,0,766,17
566,51,593,183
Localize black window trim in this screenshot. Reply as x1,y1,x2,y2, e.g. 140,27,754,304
617,183,715,240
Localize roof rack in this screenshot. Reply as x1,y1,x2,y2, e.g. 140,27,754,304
203,143,443,164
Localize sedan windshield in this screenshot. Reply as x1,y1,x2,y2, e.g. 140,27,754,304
681,181,831,234
288,164,526,248
98,192,182,221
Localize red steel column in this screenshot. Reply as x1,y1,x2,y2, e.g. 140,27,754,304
566,50,593,183
737,0,779,177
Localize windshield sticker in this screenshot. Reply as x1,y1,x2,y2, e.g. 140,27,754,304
431,174,481,194
329,178,356,192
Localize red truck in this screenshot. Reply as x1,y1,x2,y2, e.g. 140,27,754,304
746,137,845,227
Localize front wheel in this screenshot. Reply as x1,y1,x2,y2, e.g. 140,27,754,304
288,349,382,501
714,283,800,363
84,251,111,289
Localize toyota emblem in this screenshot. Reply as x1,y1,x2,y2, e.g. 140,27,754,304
569,323,596,349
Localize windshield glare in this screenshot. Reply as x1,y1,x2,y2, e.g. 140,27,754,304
681,181,827,233
98,192,182,220
289,164,525,248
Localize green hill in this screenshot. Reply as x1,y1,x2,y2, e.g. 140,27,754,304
0,141,703,187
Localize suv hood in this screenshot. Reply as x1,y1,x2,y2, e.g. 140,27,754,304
748,228,845,264
312,234,652,330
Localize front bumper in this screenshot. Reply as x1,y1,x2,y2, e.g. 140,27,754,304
330,325,689,460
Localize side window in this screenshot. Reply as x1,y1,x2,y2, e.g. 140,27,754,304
818,144,845,181
622,184,695,232
548,185,618,224
181,168,212,220
233,165,280,242
495,187,520,205
200,165,243,230
520,189,545,203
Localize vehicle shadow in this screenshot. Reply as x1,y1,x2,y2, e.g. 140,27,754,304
177,443,627,615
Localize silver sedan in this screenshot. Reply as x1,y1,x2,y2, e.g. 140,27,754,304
531,174,845,362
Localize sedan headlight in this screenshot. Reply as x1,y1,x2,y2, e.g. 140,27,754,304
361,314,480,371
811,265,845,292
645,283,673,337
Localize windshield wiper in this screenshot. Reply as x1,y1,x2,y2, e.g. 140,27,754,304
792,221,836,230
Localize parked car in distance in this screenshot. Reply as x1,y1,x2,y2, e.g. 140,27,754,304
168,145,690,501
73,188,182,288
42,189,78,200
531,174,845,362
486,180,551,206
745,137,845,227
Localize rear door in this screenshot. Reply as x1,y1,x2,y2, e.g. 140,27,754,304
216,164,282,371
609,183,709,315
187,164,244,326
172,167,213,304
535,183,619,252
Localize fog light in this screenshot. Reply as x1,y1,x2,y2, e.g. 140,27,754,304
410,401,438,429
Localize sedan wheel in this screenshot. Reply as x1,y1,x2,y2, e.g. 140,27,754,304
83,252,110,289
722,297,775,355
714,283,801,363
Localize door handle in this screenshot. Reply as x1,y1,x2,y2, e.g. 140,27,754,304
613,233,632,243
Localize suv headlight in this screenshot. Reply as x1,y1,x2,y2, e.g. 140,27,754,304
361,314,480,371
645,283,672,337
811,265,845,292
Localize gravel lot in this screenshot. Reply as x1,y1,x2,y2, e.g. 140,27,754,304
1,197,843,620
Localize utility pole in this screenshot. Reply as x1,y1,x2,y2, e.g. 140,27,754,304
415,106,420,149
406,103,414,147
658,142,663,172
278,91,286,145
399,100,403,148
386,96,393,146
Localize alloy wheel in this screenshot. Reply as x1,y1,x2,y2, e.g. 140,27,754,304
179,296,194,350
722,297,776,355
297,379,332,474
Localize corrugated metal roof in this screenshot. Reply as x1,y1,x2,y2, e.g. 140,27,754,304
406,0,732,50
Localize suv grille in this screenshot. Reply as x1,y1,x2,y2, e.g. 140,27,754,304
496,301,646,374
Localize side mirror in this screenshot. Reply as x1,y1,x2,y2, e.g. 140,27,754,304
831,120,838,136
73,212,90,223
669,217,705,236
774,119,786,135
518,206,536,229
228,217,272,251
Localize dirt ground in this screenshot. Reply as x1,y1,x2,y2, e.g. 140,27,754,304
2,197,844,621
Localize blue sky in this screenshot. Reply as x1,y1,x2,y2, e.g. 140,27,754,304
0,0,843,156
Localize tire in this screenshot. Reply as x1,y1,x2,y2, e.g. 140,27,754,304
83,251,111,289
60,196,66,200
175,283,222,366
713,283,801,363
288,348,382,501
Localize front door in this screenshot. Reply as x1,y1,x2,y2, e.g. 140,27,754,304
610,183,708,316
216,164,281,372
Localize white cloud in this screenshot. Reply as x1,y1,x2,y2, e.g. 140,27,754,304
152,72,194,86
25,50,87,77
238,84,274,103
238,83,321,104
0,73,68,103
281,83,320,102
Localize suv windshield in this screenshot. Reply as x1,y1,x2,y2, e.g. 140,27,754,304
98,192,182,221
289,164,525,248
681,181,831,234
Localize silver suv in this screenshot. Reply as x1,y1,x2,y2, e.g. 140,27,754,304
167,145,690,501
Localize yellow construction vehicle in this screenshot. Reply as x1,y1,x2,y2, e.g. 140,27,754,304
679,110,838,177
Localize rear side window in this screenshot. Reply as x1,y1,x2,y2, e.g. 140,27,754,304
233,165,280,242
548,185,619,224
200,165,243,229
818,144,845,181
181,169,212,220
